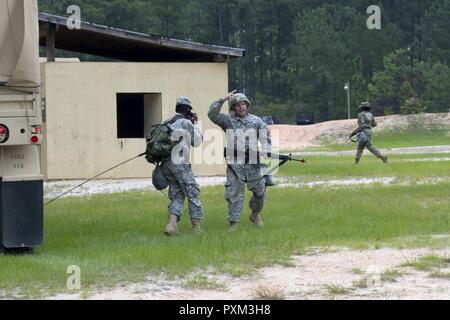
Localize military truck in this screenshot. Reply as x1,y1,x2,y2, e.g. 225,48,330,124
295,112,314,125
0,0,43,253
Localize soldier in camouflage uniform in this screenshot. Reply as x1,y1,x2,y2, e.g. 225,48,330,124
208,91,272,230
353,102,388,164
161,97,204,235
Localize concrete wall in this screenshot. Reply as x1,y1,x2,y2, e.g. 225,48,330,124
41,62,228,180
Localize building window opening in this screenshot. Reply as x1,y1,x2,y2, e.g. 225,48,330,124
116,93,161,138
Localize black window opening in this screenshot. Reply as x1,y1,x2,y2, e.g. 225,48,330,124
117,93,144,138
116,93,162,139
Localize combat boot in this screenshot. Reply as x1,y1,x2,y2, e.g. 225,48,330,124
164,214,179,236
228,221,239,232
381,156,388,163
191,219,203,234
249,212,264,227
355,158,360,165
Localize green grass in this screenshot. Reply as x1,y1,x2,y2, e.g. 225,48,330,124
352,278,370,289
401,255,450,271
299,129,450,152
380,269,407,283
430,271,450,279
325,284,352,295
276,153,450,179
351,268,365,275
373,234,450,250
184,275,226,290
254,285,285,300
350,269,407,289
1,180,448,297
1,143,450,297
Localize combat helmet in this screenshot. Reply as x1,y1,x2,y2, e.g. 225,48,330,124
152,165,169,190
175,96,193,115
176,96,193,108
358,102,371,110
229,93,250,111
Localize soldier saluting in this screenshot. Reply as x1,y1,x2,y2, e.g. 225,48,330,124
208,91,272,231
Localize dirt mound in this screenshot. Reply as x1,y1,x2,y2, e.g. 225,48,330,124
270,113,450,149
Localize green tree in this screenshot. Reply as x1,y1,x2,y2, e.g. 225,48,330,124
290,7,349,121
369,49,449,115
421,0,450,65
369,49,420,114
423,63,450,112
350,56,368,117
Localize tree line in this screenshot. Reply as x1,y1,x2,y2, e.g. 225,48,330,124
39,0,450,123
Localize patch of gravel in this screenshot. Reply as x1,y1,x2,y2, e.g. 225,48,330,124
44,176,227,199
402,157,450,162
279,176,450,189
50,245,450,300
277,177,397,188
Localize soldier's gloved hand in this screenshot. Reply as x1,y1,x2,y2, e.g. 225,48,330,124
261,152,271,159
223,90,237,101
191,112,199,124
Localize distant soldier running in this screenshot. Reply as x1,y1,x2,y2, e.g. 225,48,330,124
351,102,388,164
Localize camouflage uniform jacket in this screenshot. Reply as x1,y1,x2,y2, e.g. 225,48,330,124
208,99,272,158
168,113,203,164
358,111,377,131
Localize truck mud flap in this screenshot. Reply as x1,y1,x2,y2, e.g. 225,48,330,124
0,179,43,248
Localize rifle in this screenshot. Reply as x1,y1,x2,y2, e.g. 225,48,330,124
224,148,305,164
267,152,306,165
347,127,362,143
224,148,306,183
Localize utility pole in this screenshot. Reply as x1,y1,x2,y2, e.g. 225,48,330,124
344,81,351,119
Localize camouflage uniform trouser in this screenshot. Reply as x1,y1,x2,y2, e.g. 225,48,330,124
225,164,266,222
355,129,384,161
160,160,203,220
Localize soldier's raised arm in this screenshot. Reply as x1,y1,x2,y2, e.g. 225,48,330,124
208,90,236,131
177,118,203,148
191,121,203,147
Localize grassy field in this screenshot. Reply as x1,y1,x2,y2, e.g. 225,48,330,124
301,129,450,152
0,152,448,297
277,153,450,179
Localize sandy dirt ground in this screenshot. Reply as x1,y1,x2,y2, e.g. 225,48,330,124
53,246,449,300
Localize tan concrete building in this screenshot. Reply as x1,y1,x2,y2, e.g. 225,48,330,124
38,13,244,180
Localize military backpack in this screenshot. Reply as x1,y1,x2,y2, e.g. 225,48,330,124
145,115,184,164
